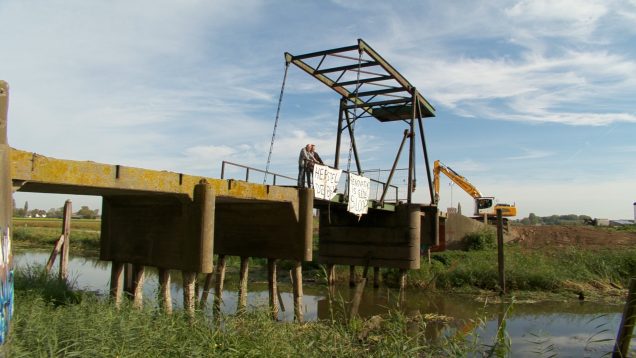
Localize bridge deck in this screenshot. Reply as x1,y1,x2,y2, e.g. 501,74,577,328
10,148,298,203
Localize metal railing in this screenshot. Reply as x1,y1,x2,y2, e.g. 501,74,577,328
221,161,296,186
220,161,401,203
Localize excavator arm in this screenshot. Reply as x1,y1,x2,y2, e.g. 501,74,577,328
433,160,482,203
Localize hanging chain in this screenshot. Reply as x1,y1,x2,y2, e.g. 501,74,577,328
264,62,290,184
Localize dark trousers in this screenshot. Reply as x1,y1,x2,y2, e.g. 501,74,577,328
297,165,312,188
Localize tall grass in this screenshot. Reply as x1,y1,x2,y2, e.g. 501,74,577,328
6,266,475,357
392,245,636,294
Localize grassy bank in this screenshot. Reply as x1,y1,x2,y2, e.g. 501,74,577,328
6,267,476,357
12,218,101,256
385,243,636,301
12,219,636,300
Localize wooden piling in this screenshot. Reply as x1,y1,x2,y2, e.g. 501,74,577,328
496,209,506,295
238,257,249,312
398,269,407,290
109,261,124,308
350,277,367,319
158,268,172,314
123,263,134,297
327,264,336,286
59,200,72,281
200,272,214,309
613,278,636,358
292,260,303,322
214,255,227,315
268,258,279,320
131,264,145,309
45,234,64,273
349,265,356,287
182,271,196,316
373,267,380,288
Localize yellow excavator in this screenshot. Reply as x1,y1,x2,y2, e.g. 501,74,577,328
433,160,517,220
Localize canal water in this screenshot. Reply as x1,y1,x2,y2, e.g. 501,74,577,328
15,251,636,357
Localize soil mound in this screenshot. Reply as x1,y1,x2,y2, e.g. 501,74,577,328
509,225,636,250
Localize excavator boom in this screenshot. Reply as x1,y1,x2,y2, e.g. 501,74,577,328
433,160,482,201
433,160,517,217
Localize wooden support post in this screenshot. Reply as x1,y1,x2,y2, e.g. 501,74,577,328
214,255,227,316
350,277,367,319
182,271,196,316
59,200,72,281
268,258,279,320
238,257,249,312
109,261,124,308
292,261,303,322
45,234,64,273
613,278,636,358
349,265,356,287
123,263,134,298
373,267,380,288
399,269,407,290
497,209,506,295
131,264,145,309
158,268,172,314
200,272,214,309
327,264,336,286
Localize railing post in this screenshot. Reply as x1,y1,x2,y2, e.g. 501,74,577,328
221,161,226,179
245,168,250,182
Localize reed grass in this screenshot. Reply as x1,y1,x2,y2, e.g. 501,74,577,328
6,266,474,357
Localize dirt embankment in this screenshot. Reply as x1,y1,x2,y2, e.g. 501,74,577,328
509,225,636,250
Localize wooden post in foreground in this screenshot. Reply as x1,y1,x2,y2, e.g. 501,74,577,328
59,200,72,281
613,278,636,358
238,257,249,312
158,268,172,314
109,261,124,308
268,258,279,320
182,271,196,316
45,234,64,273
214,255,227,316
496,209,506,295
291,261,303,322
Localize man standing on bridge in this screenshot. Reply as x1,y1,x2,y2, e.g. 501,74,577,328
298,144,313,188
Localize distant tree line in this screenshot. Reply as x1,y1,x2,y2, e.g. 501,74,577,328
515,213,592,226
12,200,99,219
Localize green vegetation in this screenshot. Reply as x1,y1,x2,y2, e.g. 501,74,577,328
6,266,476,357
461,228,496,251
12,218,101,255
395,244,636,298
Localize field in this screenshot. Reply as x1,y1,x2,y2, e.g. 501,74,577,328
11,217,101,254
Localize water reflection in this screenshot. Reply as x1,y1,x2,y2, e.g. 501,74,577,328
14,251,635,356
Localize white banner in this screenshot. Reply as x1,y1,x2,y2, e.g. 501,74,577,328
313,164,342,201
347,173,370,215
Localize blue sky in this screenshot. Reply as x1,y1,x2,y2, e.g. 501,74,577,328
2,0,635,219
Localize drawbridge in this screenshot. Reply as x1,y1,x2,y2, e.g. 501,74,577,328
0,39,440,323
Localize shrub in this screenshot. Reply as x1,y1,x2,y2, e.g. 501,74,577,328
462,229,496,251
